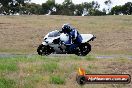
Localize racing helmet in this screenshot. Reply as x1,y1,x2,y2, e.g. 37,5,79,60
62,24,71,33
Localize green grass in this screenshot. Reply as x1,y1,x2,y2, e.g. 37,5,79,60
43,62,59,73
0,78,16,88
23,75,44,88
85,55,96,61
49,75,65,84
0,63,18,72
0,57,18,72
0,55,131,88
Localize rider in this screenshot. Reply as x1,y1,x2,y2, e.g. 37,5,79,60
61,23,82,53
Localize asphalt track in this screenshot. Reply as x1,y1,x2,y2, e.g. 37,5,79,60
0,53,132,59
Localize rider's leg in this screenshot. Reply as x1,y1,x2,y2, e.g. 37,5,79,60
68,44,80,53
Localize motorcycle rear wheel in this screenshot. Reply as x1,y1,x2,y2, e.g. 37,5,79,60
75,43,91,56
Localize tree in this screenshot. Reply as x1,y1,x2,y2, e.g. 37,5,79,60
61,0,75,15
42,0,56,15
92,1,100,9
122,2,132,15
110,5,122,15
0,0,30,15
110,2,132,15
74,1,101,16
46,0,55,7
0,0,107,16
104,0,112,14
23,3,42,15
42,3,49,14
74,4,83,16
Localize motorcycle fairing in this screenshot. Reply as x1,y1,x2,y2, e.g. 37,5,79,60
81,34,95,43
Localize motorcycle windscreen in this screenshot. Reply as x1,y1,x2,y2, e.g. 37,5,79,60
48,30,60,37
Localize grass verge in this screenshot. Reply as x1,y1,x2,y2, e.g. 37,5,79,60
0,55,131,88
49,75,65,85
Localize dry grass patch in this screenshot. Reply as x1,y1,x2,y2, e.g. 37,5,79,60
0,15,132,54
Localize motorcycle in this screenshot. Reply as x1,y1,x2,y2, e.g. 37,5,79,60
37,30,96,56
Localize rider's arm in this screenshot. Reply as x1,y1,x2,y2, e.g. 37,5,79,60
71,29,78,40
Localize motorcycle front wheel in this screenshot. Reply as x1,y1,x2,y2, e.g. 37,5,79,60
75,43,91,56
37,44,53,56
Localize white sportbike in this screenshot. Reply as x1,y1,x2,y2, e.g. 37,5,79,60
37,30,96,56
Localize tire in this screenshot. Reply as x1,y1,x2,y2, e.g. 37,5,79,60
75,43,91,56
76,75,86,85
37,44,53,56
